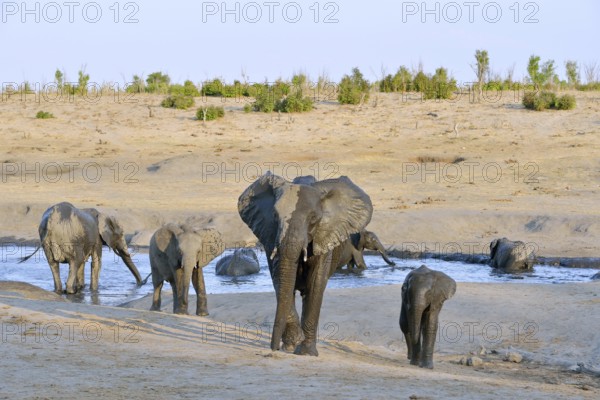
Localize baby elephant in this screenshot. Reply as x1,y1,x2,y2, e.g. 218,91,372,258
215,248,260,276
489,237,535,272
334,230,396,271
149,224,224,316
400,265,456,369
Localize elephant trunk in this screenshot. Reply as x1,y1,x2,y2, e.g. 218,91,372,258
116,247,143,286
177,255,197,314
408,296,425,349
374,241,395,266
270,243,300,351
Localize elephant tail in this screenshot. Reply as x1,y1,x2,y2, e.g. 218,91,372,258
18,245,41,264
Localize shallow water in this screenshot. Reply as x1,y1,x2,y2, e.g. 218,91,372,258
1,247,597,306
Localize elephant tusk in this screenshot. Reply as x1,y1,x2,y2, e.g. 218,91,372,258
302,247,308,262
270,247,278,260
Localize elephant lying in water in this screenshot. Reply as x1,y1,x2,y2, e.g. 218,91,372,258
149,223,224,316
333,230,395,271
489,237,535,272
400,265,456,369
20,202,143,294
215,248,260,276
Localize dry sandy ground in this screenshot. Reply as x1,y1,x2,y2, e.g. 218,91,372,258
1,91,600,398
0,281,599,399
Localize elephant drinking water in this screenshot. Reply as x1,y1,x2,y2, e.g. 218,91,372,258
20,202,143,294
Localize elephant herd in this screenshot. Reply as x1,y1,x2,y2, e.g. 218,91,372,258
21,172,558,368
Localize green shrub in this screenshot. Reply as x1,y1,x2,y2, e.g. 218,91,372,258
126,75,145,93
243,103,252,113
338,67,370,105
522,91,576,111
576,82,600,91
249,83,279,112
170,80,200,97
161,95,195,109
275,92,314,113
196,106,225,121
36,111,54,119
201,79,224,96
555,94,576,110
522,91,536,109
146,72,171,94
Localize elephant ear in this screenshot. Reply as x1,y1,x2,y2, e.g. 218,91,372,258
311,176,373,255
489,239,500,259
97,213,125,249
199,228,224,263
238,172,288,247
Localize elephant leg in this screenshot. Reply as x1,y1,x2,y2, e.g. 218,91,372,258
295,257,329,356
76,261,85,292
282,295,302,351
174,267,192,315
352,248,367,270
420,309,439,369
150,279,164,311
399,306,413,361
48,260,62,294
65,259,79,294
192,267,209,316
90,248,102,292
168,279,179,313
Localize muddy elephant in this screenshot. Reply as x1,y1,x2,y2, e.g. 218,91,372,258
149,223,224,316
489,237,535,272
333,230,395,271
238,172,372,356
400,265,456,369
20,202,142,294
215,248,260,276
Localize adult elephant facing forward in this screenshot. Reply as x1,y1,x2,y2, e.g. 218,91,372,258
238,172,373,356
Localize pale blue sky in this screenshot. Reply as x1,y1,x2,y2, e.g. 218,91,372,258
2,0,598,86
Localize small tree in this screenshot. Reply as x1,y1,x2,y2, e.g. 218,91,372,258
146,72,171,94
54,69,64,89
527,55,542,87
473,49,489,100
77,68,90,95
565,61,579,87
338,68,370,105
127,74,145,93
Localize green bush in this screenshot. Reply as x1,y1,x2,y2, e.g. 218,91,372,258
170,80,200,97
275,92,314,113
338,67,370,105
36,111,54,119
252,89,277,112
201,79,224,96
555,94,576,110
522,91,536,109
161,95,195,109
522,91,576,111
243,103,252,113
146,72,171,94
196,106,225,121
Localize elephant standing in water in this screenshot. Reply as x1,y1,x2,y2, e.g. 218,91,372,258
215,248,260,276
20,202,143,294
489,237,535,272
239,172,373,356
400,265,456,369
149,224,224,316
333,230,395,271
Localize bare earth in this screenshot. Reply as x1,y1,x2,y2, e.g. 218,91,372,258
1,91,600,398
